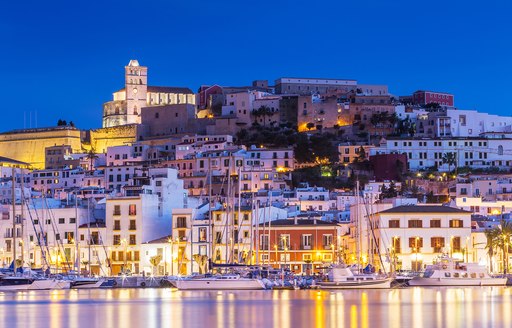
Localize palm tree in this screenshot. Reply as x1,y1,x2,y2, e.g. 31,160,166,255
498,220,512,274
149,255,162,276
484,228,499,273
441,152,457,173
85,148,99,171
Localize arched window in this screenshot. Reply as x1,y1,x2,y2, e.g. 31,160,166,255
498,145,504,155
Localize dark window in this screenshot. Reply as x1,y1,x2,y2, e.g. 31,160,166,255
389,220,400,228
430,220,441,228
408,220,423,228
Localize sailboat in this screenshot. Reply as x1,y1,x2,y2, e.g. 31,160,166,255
174,157,265,290
318,181,391,289
0,170,71,291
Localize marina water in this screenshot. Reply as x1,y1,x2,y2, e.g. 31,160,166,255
0,287,511,327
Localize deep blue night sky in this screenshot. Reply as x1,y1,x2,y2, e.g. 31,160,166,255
1,0,510,131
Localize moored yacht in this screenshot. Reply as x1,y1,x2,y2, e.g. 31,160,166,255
66,275,105,289
174,274,266,290
408,257,507,286
317,265,392,289
0,276,71,291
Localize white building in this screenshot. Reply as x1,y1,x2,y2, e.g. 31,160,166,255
375,205,473,271
104,167,187,275
373,137,512,171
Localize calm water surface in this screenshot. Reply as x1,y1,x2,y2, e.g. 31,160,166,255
0,287,511,328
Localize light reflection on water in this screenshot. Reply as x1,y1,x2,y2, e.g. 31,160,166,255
0,287,510,328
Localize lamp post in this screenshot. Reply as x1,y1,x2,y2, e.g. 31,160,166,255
284,246,288,269
274,244,278,268
168,237,173,276
465,236,469,263
450,236,454,258
331,244,335,264
415,237,419,271
121,238,127,273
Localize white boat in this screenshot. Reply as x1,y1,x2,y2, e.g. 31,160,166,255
68,276,105,289
317,265,392,289
0,277,71,291
408,257,507,286
174,274,266,290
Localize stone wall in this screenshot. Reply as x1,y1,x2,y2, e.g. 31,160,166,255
0,127,82,169
88,124,138,153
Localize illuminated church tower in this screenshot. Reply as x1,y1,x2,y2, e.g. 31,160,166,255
102,59,195,128
124,60,147,125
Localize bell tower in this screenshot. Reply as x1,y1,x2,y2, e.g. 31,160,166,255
125,60,148,125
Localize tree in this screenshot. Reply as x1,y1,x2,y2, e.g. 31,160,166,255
306,122,315,131
379,184,388,200
484,228,499,273
388,181,398,197
442,152,457,173
149,255,162,276
498,220,512,274
193,254,209,274
484,221,512,274
85,148,99,171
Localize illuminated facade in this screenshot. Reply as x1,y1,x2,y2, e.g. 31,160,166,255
102,60,196,128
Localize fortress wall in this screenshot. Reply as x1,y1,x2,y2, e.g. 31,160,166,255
0,128,82,169
89,124,138,153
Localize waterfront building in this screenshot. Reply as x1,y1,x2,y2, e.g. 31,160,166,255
375,205,472,272
104,168,187,275
254,218,343,274
0,200,91,273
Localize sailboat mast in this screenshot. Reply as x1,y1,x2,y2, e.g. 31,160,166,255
225,155,231,264
11,167,16,273
236,166,241,263
208,158,213,268
255,197,259,266
20,170,25,268
87,199,91,276
355,180,360,273
267,192,272,267
74,192,79,273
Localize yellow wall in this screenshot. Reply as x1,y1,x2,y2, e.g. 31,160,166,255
0,128,82,169
0,125,138,169
88,124,138,153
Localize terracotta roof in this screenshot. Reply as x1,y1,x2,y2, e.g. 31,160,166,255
378,205,470,214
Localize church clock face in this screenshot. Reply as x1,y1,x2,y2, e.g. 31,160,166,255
132,88,138,95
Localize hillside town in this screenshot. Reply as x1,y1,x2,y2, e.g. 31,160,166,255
1,59,512,279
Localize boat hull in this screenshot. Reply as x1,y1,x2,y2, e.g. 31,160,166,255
71,279,105,289
408,277,507,287
175,279,266,290
0,279,71,291
318,278,392,289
